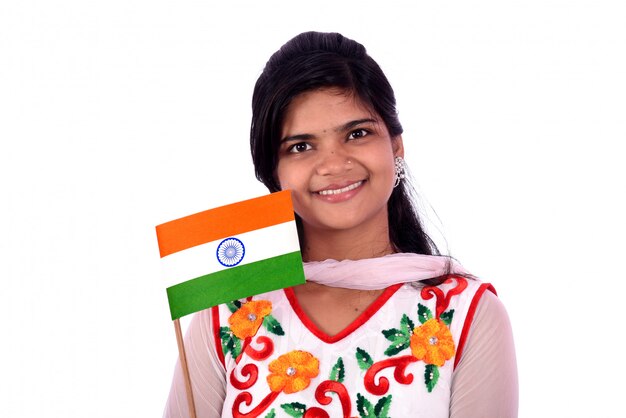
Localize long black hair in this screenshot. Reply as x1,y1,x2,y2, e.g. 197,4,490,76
250,31,439,256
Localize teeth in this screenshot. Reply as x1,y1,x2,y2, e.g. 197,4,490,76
318,181,363,195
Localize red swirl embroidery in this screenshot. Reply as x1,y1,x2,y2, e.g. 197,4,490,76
421,275,468,319
364,355,418,395
236,336,274,364
302,408,327,418
245,336,274,361
303,380,352,418
230,363,258,390
235,336,252,364
232,391,280,418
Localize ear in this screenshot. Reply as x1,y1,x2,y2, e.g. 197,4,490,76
392,135,404,158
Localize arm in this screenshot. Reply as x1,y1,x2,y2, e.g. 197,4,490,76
163,309,227,418
450,290,518,418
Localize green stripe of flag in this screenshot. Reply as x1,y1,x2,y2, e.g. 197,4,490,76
165,251,305,320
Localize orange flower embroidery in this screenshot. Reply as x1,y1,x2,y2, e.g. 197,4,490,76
228,300,272,339
410,318,455,367
267,350,320,394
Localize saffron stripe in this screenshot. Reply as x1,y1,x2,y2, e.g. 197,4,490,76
156,191,294,257
166,251,305,320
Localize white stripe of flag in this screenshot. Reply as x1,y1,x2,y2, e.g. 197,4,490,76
160,220,300,289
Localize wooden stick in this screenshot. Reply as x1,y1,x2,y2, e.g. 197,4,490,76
174,319,197,418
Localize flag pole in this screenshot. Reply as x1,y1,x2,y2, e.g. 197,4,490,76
174,319,197,418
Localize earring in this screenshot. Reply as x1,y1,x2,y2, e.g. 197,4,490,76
394,156,406,188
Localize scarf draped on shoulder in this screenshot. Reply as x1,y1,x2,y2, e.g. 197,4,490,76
303,253,472,290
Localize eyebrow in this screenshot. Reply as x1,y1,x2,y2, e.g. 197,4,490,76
280,118,378,144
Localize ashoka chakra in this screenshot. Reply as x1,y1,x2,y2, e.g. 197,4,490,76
216,237,245,267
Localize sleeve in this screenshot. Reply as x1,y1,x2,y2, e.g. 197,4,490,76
449,290,519,418
163,309,227,418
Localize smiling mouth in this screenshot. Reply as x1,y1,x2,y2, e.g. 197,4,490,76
316,180,364,195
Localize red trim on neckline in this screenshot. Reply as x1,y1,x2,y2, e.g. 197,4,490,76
284,283,403,344
211,306,226,368
453,283,496,370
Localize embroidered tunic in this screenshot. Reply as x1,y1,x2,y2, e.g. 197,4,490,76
211,276,494,418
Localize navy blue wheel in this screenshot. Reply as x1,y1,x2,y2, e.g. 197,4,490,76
216,237,245,267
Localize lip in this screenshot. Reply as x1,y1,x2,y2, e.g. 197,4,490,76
312,180,366,203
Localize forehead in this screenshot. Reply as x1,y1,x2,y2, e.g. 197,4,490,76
281,89,377,136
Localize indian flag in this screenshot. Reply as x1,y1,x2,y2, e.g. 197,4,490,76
156,191,305,320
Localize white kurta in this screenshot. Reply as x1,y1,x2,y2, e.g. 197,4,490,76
163,278,518,418
208,277,490,417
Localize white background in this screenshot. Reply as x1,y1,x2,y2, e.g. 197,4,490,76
1,1,625,417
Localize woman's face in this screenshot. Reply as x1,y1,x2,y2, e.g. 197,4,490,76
276,88,403,237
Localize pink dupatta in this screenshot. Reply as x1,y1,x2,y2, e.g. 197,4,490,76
303,253,472,290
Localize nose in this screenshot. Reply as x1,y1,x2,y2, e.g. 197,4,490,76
315,145,352,176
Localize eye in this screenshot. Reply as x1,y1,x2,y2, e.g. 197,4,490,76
287,142,313,153
348,128,370,140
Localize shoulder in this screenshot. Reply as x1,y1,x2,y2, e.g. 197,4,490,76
454,282,516,371
464,287,514,345
474,289,510,324
450,284,518,416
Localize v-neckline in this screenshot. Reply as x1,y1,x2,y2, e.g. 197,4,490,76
283,283,403,344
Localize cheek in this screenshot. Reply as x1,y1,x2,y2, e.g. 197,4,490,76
385,160,396,181
370,153,396,181
289,196,307,219
275,164,287,190
275,161,299,191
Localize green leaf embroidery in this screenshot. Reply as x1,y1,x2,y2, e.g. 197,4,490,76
417,303,434,324
329,357,345,383
224,335,235,357
424,364,440,393
383,316,412,356
356,347,374,371
440,309,455,326
219,327,236,357
383,338,410,356
231,336,242,358
219,326,231,339
263,409,276,418
226,300,242,313
382,327,403,341
356,393,375,418
281,402,307,417
400,314,415,335
263,314,285,336
374,395,392,418
223,333,242,358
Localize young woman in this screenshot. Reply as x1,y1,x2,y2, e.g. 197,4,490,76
164,32,518,418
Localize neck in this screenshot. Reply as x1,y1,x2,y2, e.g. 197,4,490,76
301,222,394,262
